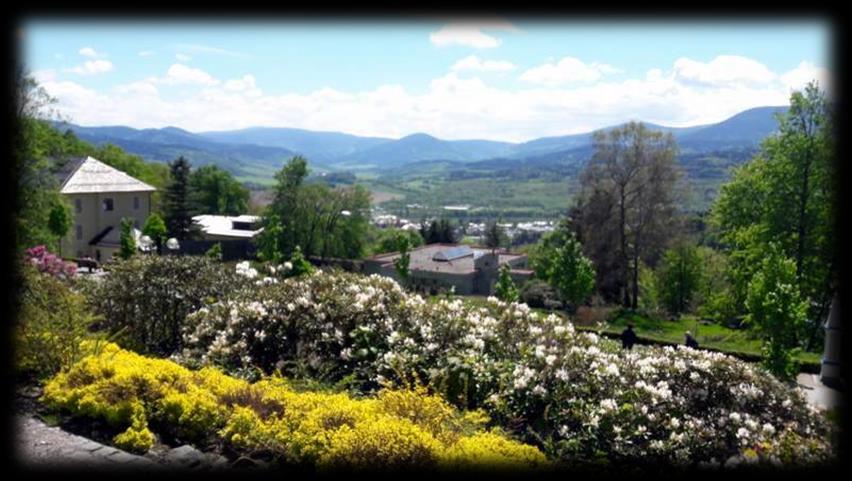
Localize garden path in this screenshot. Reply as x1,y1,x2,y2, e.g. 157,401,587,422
15,415,162,469
796,373,844,411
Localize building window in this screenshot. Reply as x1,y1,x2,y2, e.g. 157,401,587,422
102,198,114,212
76,225,83,240
133,196,140,210
75,198,82,213
96,250,101,261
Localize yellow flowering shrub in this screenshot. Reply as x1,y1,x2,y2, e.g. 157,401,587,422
441,431,549,470
318,417,443,471
42,343,549,470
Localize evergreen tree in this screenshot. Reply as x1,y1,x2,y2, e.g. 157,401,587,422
163,156,194,240
119,217,136,260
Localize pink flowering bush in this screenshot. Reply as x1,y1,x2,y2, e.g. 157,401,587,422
177,269,835,469
25,245,77,279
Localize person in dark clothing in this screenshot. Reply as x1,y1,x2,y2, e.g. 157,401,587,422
621,323,637,350
685,331,699,349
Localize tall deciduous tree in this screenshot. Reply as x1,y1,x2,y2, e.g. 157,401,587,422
712,82,835,348
48,201,72,256
189,164,250,215
14,70,67,251
745,244,808,380
484,221,506,253
574,122,682,309
529,221,596,310
656,242,703,316
266,156,370,260
163,156,194,240
270,156,309,257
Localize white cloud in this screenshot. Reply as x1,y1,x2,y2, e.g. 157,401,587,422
176,53,192,62
780,61,831,92
430,20,517,49
520,57,620,86
78,46,103,58
138,50,156,57
32,69,57,83
65,59,114,76
451,55,516,72
672,55,776,86
157,64,219,86
40,55,831,143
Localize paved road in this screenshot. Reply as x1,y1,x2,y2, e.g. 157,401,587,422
796,373,844,411
15,416,162,469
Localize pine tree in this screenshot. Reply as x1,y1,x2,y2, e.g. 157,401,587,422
119,217,136,260
163,156,194,240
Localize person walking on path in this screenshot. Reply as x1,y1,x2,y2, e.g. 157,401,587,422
621,323,637,350
685,331,699,349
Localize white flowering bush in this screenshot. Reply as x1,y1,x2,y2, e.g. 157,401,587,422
177,270,835,468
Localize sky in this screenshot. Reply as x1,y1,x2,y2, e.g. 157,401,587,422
21,18,832,142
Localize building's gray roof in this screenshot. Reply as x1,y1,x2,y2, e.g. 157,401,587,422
59,156,156,194
369,243,525,275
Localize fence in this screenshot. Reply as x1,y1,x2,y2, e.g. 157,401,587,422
165,239,257,261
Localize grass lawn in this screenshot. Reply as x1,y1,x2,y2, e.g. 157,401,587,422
436,294,821,368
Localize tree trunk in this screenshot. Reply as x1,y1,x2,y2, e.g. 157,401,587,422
796,143,812,282
619,188,630,308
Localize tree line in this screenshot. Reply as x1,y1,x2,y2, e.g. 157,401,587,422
512,81,835,379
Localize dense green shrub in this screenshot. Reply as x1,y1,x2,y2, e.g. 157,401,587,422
15,262,97,378
81,255,251,355
745,245,809,380
519,279,561,309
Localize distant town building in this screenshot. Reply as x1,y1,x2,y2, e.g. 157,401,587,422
363,243,533,295
192,214,264,241
56,156,154,262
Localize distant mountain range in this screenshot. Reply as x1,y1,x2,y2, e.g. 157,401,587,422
51,105,787,182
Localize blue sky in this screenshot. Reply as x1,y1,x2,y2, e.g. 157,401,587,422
22,19,832,142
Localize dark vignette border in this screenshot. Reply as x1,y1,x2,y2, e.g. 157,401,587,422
2,2,848,480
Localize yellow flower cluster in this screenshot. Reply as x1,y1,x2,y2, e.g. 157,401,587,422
42,342,548,471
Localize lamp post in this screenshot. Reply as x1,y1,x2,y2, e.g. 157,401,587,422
166,237,180,255
139,235,153,255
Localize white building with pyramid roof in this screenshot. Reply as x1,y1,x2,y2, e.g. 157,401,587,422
56,156,156,262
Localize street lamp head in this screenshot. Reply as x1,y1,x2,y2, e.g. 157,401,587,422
139,235,153,251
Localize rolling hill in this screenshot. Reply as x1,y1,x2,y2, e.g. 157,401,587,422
51,105,787,193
